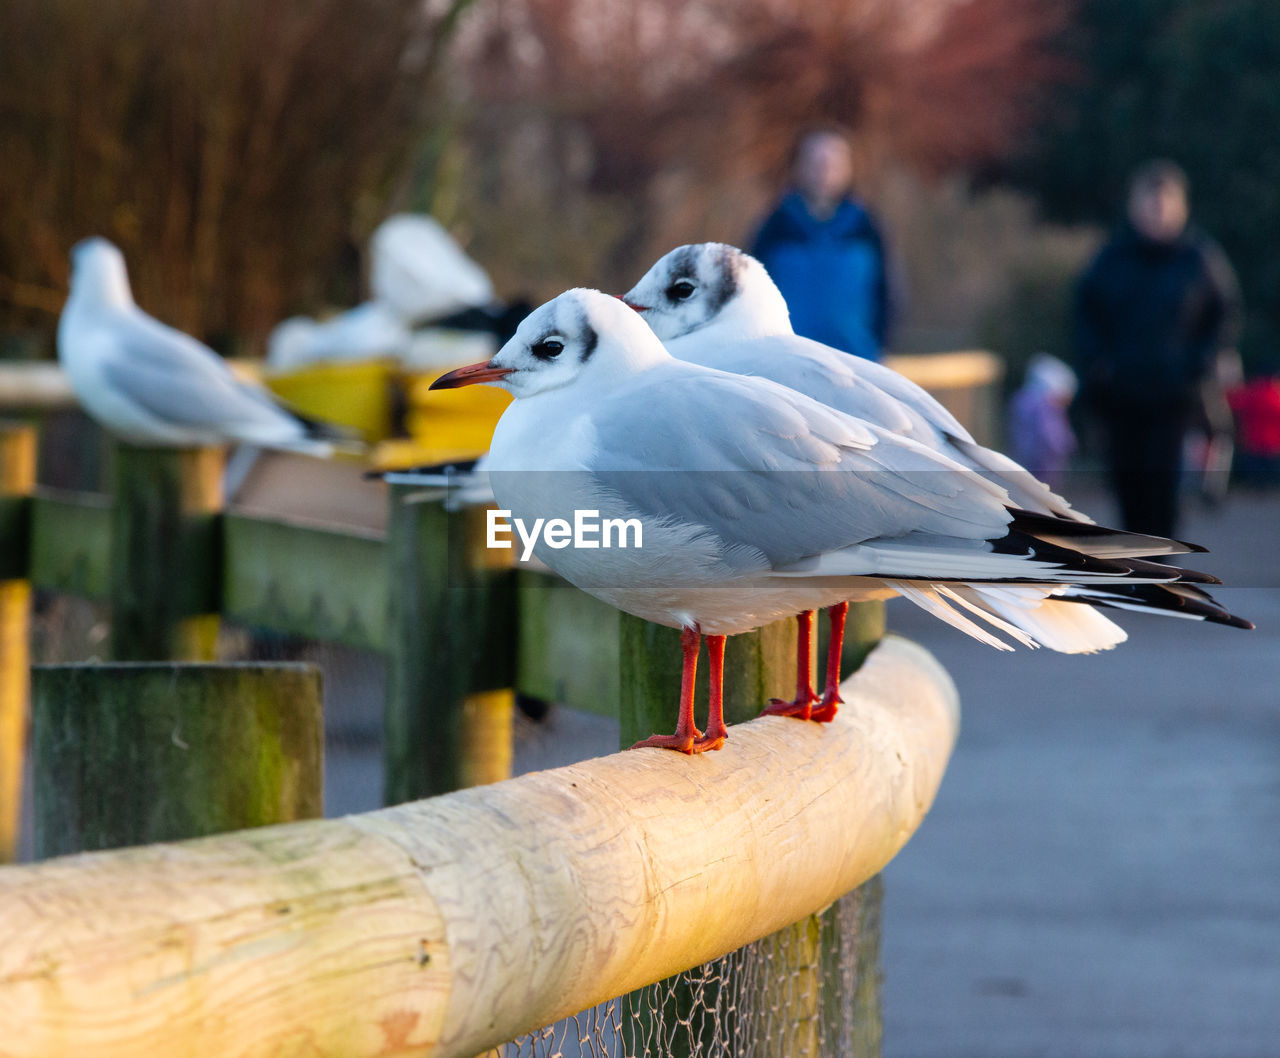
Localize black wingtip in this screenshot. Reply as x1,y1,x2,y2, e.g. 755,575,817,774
1006,508,1212,555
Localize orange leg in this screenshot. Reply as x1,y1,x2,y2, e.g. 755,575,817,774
810,601,847,723
762,610,819,720
630,626,703,753
695,635,728,751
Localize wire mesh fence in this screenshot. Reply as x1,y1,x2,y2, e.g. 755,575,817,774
499,882,881,1058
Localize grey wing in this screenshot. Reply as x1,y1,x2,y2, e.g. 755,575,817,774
762,337,1086,520
676,333,931,441
104,313,299,432
831,345,974,443
587,370,1012,569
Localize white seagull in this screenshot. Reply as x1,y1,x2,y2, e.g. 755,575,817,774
622,242,1093,520
58,237,350,454
427,289,1248,753
621,242,1250,710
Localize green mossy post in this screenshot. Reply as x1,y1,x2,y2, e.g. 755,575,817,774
384,485,515,804
0,422,35,862
31,662,323,858
619,602,886,1057
108,444,223,661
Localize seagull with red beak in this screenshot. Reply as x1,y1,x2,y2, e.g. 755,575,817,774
427,288,1246,753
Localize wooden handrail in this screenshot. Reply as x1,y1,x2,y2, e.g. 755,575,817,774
0,635,958,1058
0,352,1005,414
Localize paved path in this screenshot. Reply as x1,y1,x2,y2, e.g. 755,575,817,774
881,489,1280,1058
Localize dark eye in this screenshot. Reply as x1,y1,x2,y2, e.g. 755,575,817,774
666,280,696,301
531,338,564,360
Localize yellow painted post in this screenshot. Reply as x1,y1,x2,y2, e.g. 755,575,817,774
0,423,34,862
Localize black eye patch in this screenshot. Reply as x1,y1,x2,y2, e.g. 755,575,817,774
531,338,565,360
665,279,696,301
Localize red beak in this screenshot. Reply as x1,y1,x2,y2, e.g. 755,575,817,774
614,294,649,312
429,361,514,390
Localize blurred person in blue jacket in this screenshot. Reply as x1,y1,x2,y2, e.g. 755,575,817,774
750,125,896,360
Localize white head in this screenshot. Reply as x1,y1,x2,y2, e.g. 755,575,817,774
67,237,133,308
622,243,791,342
429,288,670,399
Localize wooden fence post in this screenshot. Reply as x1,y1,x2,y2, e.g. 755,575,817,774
619,602,885,1057
31,662,323,857
108,444,223,662
0,423,35,862
384,486,515,804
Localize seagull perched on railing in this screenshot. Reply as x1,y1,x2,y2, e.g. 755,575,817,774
620,242,1250,717
623,242,1088,519
58,237,353,454
426,288,1250,753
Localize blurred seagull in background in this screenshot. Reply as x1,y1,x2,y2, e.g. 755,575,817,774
58,237,353,455
370,214,496,326
267,302,412,372
425,289,1249,753
266,214,518,372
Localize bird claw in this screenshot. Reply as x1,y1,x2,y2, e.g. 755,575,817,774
762,693,819,721
810,692,842,724
695,724,728,752
629,731,702,754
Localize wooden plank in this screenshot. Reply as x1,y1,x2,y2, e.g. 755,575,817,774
0,636,957,1058
0,495,29,580
108,444,223,661
516,570,620,715
0,362,76,413
31,662,324,858
884,349,1004,390
221,513,390,651
27,489,112,598
383,490,516,803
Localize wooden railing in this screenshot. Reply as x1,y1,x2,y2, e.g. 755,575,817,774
0,635,958,1058
0,353,987,1054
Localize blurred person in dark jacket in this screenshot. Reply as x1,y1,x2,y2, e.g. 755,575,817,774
1073,160,1242,536
750,125,896,361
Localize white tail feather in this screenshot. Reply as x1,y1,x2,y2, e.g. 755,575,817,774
888,581,1019,651
889,580,1128,654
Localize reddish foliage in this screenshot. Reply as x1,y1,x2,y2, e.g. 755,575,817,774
454,0,1072,290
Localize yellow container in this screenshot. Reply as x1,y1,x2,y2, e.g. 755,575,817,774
262,345,511,466
399,370,512,464
264,359,399,442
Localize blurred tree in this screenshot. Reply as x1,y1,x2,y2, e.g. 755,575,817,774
1010,0,1280,368
0,0,478,351
450,0,1068,299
